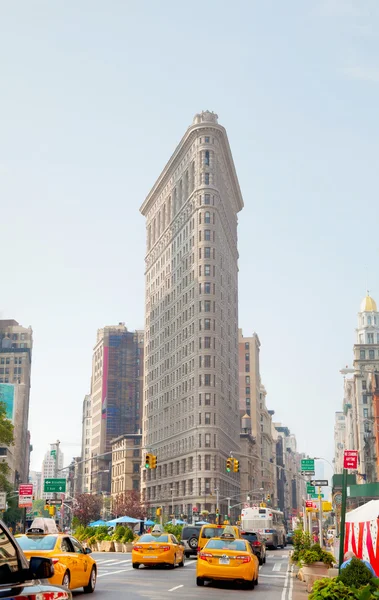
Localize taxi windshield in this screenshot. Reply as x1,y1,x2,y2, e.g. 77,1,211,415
139,534,169,543
202,527,230,539
17,535,57,551
206,539,247,551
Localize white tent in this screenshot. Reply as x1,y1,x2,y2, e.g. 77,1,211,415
345,500,379,523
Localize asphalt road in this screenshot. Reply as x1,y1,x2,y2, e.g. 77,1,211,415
73,549,295,600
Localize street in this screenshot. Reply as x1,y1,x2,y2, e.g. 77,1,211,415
75,549,296,600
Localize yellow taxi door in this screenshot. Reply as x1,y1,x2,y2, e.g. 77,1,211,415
171,535,183,564
59,537,79,587
70,536,89,587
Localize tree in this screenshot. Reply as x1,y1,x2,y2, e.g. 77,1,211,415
72,494,103,526
113,491,145,520
0,400,14,492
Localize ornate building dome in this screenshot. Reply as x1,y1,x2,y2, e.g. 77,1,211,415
360,294,377,313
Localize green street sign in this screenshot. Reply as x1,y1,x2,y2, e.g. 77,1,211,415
311,493,324,499
43,478,66,493
50,450,56,458
307,484,316,494
301,459,315,472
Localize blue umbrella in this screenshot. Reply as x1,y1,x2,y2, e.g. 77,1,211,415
89,520,107,527
144,519,155,526
195,520,209,525
166,519,185,525
107,516,142,526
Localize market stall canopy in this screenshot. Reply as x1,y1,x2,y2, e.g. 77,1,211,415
345,500,379,523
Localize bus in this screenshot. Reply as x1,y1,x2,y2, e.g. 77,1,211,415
241,506,286,549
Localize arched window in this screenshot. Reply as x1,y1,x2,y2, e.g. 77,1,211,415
204,211,211,224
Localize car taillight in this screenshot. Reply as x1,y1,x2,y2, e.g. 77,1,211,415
252,541,261,546
236,555,251,563
52,558,60,564
199,552,212,561
133,545,143,551
159,545,170,552
197,546,200,553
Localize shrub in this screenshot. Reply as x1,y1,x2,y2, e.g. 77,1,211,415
337,558,375,590
292,529,312,563
112,526,126,542
122,527,135,543
297,543,335,567
309,578,356,599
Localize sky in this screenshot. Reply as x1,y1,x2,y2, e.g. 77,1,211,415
1,1,378,480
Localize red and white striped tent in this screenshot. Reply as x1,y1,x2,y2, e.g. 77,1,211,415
345,500,379,574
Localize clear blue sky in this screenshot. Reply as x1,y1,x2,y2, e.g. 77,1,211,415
1,1,378,478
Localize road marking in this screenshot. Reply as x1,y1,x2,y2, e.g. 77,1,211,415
273,562,282,571
260,573,286,579
168,585,183,592
281,564,290,600
97,568,133,577
100,559,131,565
289,563,294,600
282,554,287,558
96,559,121,564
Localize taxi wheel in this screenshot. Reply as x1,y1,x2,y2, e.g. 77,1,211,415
245,579,255,590
83,567,96,593
178,554,185,567
62,571,70,589
132,563,140,569
168,556,176,569
196,577,205,586
263,556,266,564
255,577,259,586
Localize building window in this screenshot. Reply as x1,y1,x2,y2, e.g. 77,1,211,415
204,282,211,294
245,364,250,373
204,455,211,470
204,230,211,241
204,194,210,205
246,398,250,405
362,381,367,390
205,393,211,406
204,247,211,258
133,463,139,473
245,353,250,361
368,333,374,344
204,374,211,386
363,408,369,418
369,349,375,360
204,300,211,312
204,319,211,330
204,151,210,166
368,316,372,325
204,173,210,185
360,350,366,360
363,395,368,404
245,386,250,395
204,413,211,425
205,136,210,143
204,337,211,349
204,211,211,224
246,376,250,384
204,265,211,276
205,434,211,448
364,422,370,433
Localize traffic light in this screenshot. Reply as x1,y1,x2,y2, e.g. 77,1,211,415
216,508,219,515
233,459,239,473
48,506,56,516
226,458,232,472
156,507,161,516
267,494,271,502
151,455,157,469
145,453,152,468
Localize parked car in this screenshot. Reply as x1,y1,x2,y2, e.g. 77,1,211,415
181,525,202,557
286,531,294,544
0,518,71,600
240,531,266,565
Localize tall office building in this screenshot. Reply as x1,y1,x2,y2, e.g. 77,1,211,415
140,111,243,518
89,325,144,493
0,320,33,486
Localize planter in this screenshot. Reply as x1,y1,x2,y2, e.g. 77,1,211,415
114,542,123,552
100,541,114,552
122,543,133,552
301,562,331,592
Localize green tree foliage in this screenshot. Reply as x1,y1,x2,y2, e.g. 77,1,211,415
0,401,14,492
309,578,357,599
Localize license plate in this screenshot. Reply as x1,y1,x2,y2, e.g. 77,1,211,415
143,555,157,559
219,557,230,565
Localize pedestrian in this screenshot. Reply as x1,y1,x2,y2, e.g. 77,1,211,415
341,551,377,577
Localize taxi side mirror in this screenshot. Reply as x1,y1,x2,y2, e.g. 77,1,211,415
84,547,92,554
29,556,54,579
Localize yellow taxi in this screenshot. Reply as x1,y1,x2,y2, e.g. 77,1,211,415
197,523,241,553
196,528,259,589
16,527,97,593
132,525,185,569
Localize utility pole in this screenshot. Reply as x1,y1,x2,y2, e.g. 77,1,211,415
215,488,219,524
318,486,323,546
53,440,60,528
227,497,231,523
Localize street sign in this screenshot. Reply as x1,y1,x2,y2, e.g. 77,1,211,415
305,500,313,508
311,494,325,499
303,471,315,476
301,459,315,472
306,484,315,494
19,484,33,508
50,450,56,458
45,499,62,506
310,480,328,487
43,478,66,493
0,492,6,510
344,450,358,470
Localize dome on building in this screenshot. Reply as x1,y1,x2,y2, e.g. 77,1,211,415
360,294,377,312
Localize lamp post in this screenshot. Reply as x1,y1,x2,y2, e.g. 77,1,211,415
170,488,175,525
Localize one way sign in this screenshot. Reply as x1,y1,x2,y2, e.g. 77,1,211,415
310,479,328,487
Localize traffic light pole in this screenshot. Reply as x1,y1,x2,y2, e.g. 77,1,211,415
338,468,348,572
